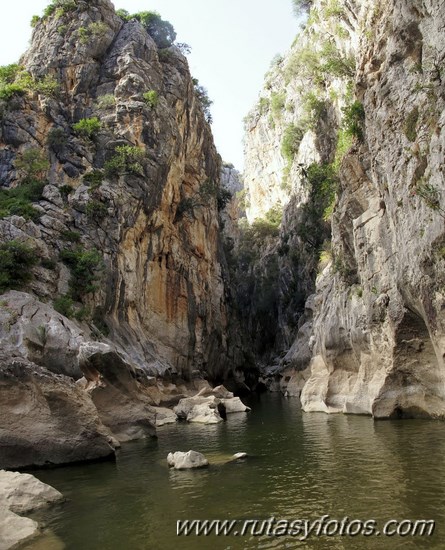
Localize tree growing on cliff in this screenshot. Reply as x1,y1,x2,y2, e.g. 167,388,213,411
292,0,313,17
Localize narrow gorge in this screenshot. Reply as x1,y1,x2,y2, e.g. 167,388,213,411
1,0,445,473
1,0,445,548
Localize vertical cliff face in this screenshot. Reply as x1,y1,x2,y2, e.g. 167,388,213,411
0,0,241,382
241,0,358,361
302,0,445,418
243,0,445,418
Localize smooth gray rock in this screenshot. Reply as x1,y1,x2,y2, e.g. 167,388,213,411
167,451,209,470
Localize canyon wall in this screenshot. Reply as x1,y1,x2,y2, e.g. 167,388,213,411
0,0,246,467
243,0,445,418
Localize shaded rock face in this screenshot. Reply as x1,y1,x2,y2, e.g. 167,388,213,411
0,355,117,469
1,0,242,384
78,342,157,441
0,291,161,466
240,0,356,360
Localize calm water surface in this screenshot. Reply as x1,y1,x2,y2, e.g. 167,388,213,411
22,394,445,549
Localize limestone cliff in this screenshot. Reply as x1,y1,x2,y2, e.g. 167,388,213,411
243,0,445,418
241,0,356,361
0,0,245,467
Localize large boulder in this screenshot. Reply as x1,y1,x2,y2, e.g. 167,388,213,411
0,470,63,514
0,506,38,550
0,356,118,469
167,451,209,470
221,397,251,414
174,396,223,424
78,343,156,442
0,470,64,550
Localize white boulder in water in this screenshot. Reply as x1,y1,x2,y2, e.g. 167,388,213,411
167,450,209,470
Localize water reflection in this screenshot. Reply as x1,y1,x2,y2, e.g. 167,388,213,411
23,394,445,550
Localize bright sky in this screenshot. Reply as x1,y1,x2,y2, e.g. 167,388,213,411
0,1,299,169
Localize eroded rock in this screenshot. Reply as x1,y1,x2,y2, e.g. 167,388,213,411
167,450,209,470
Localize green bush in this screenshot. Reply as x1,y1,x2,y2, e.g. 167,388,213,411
0,180,45,221
83,170,104,189
404,107,419,142
301,91,326,128
61,230,81,243
143,90,159,108
104,145,145,177
192,78,213,123
133,11,176,48
281,123,305,162
59,184,73,200
42,0,77,20
0,65,59,101
342,100,365,140
0,240,38,292
270,92,286,119
30,15,41,27
86,200,107,221
15,149,49,180
31,75,59,96
59,247,102,299
116,9,130,20
47,127,67,151
96,94,115,109
117,10,176,47
78,22,109,44
324,0,344,18
0,83,26,101
414,181,443,215
73,117,101,139
53,294,74,317
292,0,313,16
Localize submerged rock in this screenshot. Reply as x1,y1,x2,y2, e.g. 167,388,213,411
0,506,38,550
231,452,248,460
167,450,209,470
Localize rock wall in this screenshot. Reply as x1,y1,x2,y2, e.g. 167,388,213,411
302,0,445,418
0,0,242,381
241,0,357,360
243,0,445,418
0,0,246,467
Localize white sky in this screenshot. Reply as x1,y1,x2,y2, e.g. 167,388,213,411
0,1,299,169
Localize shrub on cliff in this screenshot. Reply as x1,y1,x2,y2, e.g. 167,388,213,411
117,10,177,48
0,64,59,101
104,146,146,177
15,149,49,181
292,0,313,17
143,90,159,109
73,117,101,140
342,100,365,140
59,247,102,300
281,123,305,162
192,78,213,123
0,179,45,221
0,240,38,293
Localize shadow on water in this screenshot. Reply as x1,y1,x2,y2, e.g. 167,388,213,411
21,393,445,550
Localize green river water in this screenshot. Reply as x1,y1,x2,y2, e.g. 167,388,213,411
22,393,445,549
